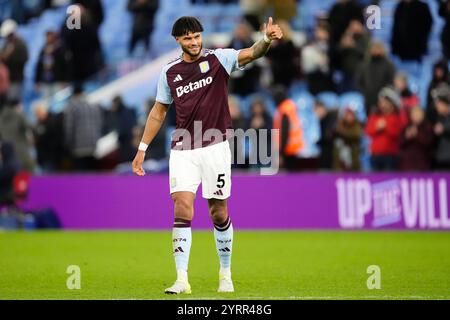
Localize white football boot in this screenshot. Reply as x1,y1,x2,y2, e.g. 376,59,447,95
218,274,234,293
164,279,192,295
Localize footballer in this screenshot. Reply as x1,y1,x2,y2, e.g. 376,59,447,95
132,16,283,294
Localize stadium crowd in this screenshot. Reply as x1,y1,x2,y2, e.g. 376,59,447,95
0,0,450,181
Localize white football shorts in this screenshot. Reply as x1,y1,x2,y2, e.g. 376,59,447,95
169,140,232,199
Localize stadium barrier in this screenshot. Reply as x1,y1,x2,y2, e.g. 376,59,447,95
24,173,450,230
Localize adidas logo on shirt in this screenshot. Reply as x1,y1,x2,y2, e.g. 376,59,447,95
173,74,183,82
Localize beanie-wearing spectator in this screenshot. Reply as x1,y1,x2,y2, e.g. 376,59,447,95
356,41,396,114
0,101,35,172
128,0,159,55
314,101,338,170
399,106,433,171
0,57,10,110
426,60,450,124
35,30,72,102
301,24,335,95
333,107,362,171
432,84,450,170
438,0,450,59
228,23,261,97
391,0,432,62
365,87,403,171
0,19,29,102
393,72,420,127
266,20,298,88
338,19,370,92
63,85,102,171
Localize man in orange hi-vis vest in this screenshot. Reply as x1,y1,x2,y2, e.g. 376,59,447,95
272,87,304,170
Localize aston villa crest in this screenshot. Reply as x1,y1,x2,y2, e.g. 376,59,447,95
199,61,210,73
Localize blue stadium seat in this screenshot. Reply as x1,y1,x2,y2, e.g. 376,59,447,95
317,91,339,110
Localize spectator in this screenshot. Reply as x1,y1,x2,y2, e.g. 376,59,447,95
239,0,267,31
328,0,364,68
61,6,103,82
247,99,272,167
399,106,433,171
228,22,261,96
35,30,72,102
63,84,102,171
272,86,304,170
0,19,28,102
267,0,297,23
333,107,362,171
266,20,299,88
338,19,370,92
0,57,9,110
301,24,335,95
438,0,450,60
356,41,396,114
228,95,247,168
104,96,137,163
72,0,104,29
394,72,420,111
229,95,246,130
314,101,338,170
391,0,432,62
127,0,159,55
426,59,450,123
0,140,19,207
393,72,420,127
33,103,64,172
0,100,35,172
365,87,403,171
432,84,450,170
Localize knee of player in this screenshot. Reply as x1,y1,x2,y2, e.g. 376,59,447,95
173,197,194,219
209,206,228,225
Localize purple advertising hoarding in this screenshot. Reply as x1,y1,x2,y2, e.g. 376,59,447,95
23,173,450,230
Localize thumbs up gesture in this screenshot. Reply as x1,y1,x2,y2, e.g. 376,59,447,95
264,17,283,41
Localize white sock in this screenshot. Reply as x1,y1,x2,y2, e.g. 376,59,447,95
214,217,233,273
172,219,192,281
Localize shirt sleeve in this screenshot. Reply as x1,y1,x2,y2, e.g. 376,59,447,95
155,68,173,105
214,48,245,75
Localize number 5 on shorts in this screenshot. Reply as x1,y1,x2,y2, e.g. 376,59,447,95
217,174,225,189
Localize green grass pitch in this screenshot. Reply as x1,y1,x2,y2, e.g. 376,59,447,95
1,231,450,300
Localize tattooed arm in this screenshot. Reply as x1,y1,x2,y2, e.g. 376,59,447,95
238,17,283,66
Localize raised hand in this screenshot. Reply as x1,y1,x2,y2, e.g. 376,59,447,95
264,17,283,41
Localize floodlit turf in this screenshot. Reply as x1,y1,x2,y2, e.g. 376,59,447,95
1,231,450,300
